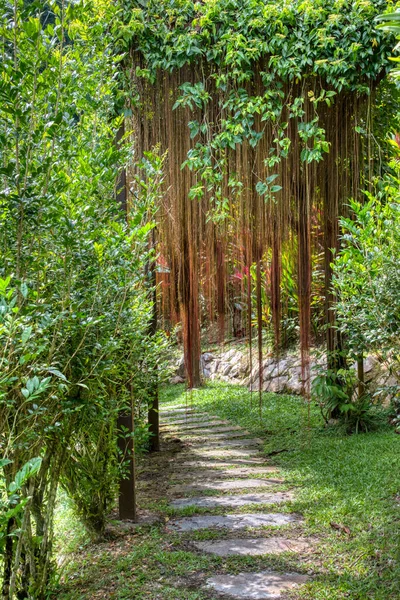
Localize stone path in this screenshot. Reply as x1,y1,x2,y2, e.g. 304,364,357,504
193,537,312,556
170,477,283,493
160,404,311,599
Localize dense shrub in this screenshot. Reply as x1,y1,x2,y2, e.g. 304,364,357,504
0,1,168,597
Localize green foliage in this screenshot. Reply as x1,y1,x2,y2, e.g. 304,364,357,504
0,458,42,555
129,0,394,217
311,367,384,432
333,186,400,384
135,0,391,89
0,0,169,596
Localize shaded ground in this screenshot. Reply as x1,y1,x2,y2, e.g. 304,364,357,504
53,382,400,600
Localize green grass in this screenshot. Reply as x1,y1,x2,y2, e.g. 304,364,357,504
161,382,400,599
53,382,400,599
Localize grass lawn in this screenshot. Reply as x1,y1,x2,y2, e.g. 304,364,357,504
53,382,400,600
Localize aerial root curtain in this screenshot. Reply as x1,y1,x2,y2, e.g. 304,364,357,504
129,57,372,390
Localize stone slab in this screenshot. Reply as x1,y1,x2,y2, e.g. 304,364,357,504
160,407,197,414
171,478,283,493
198,438,263,448
179,458,268,467
169,513,301,532
191,448,262,458
206,571,309,599
160,416,224,427
170,491,292,509
160,404,195,411
161,420,229,431
163,413,209,422
172,467,279,479
178,426,246,436
193,537,311,557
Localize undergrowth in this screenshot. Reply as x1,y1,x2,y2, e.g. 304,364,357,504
53,382,400,600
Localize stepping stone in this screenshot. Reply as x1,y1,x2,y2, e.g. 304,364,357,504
160,407,197,414
206,571,309,599
172,467,279,479
178,426,246,435
169,513,300,532
160,415,227,433
193,537,311,557
179,431,250,440
160,421,230,435
163,412,209,422
191,448,261,458
161,416,222,426
170,491,292,509
198,438,263,448
160,404,194,411
162,411,198,419
171,478,283,493
180,458,267,467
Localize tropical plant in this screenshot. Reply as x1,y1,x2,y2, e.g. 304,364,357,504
333,184,400,397
0,1,169,596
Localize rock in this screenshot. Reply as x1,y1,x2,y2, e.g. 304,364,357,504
193,537,311,557
178,426,244,435
161,407,197,415
221,362,232,376
162,415,217,425
364,356,379,374
170,375,185,384
171,467,279,480
192,448,262,458
169,491,293,509
182,431,251,441
161,419,229,430
169,512,301,532
179,458,268,467
170,478,283,493
238,356,250,375
285,374,303,394
202,352,215,363
263,357,275,368
229,366,240,378
206,570,309,599
351,355,379,375
203,368,211,379
201,438,263,448
223,348,241,362
250,379,262,392
263,376,289,393
273,358,292,375
263,362,277,380
250,366,262,384
210,359,220,374
176,356,186,378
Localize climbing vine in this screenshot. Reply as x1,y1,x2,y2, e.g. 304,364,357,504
128,0,396,395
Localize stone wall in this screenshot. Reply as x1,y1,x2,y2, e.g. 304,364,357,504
172,347,393,398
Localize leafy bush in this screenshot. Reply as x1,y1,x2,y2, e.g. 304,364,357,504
0,1,169,597
332,179,400,427
311,368,385,433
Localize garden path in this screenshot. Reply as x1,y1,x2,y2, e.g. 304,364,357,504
158,403,313,599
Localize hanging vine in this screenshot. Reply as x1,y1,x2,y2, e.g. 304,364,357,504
127,0,395,393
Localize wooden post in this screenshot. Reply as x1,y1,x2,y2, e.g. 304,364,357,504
117,408,136,520
148,229,160,452
115,119,136,520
